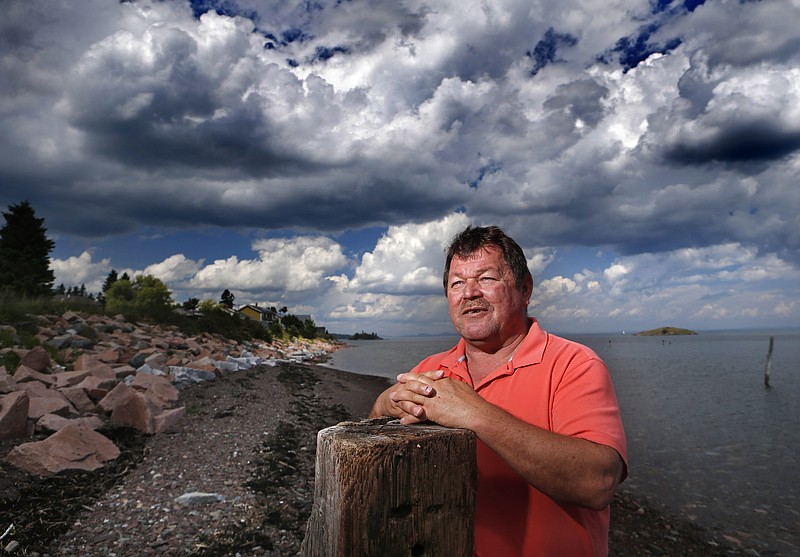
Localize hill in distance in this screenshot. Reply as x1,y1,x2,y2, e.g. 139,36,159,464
634,326,697,336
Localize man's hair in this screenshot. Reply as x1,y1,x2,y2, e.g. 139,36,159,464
442,225,532,293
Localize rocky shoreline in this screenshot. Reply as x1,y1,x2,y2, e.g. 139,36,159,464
0,312,762,556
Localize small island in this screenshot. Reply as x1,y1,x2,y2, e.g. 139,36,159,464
634,327,697,336
349,331,383,340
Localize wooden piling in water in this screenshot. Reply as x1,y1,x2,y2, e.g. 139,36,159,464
300,418,476,557
764,335,774,388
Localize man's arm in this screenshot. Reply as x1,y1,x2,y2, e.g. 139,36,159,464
382,372,624,510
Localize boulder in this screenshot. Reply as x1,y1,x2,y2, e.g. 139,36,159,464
74,375,117,401
96,349,120,364
96,383,134,415
6,423,120,476
27,392,74,419
153,406,186,434
53,369,93,388
0,367,19,394
46,334,72,349
0,391,30,439
108,389,165,434
130,373,180,406
60,386,96,413
13,365,56,386
36,413,104,433
170,366,217,390
19,346,51,372
72,353,100,371
111,365,136,381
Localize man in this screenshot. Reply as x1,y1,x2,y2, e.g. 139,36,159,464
370,225,627,557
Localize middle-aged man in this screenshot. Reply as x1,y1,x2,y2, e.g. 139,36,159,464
369,225,628,557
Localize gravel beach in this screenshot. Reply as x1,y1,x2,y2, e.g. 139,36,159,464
1,361,758,556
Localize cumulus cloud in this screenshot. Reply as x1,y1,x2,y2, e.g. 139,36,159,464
4,0,800,333
50,251,111,293
190,235,347,292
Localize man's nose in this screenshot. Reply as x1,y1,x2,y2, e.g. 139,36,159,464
463,279,482,298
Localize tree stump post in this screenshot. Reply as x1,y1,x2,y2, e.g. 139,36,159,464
300,418,477,557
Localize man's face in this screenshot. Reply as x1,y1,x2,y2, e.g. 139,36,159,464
446,246,531,349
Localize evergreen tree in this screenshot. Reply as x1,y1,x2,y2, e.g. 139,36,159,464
0,201,55,297
220,289,235,309
102,269,119,294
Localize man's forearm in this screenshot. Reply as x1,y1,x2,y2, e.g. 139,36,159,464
470,403,623,510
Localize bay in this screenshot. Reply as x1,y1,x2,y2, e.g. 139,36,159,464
324,328,800,555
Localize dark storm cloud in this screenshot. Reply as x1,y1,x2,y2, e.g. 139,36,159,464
664,121,800,165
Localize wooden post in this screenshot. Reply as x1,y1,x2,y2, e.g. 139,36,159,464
764,336,774,388
300,418,476,557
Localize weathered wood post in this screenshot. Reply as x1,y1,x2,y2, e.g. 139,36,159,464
764,335,774,388
300,417,476,557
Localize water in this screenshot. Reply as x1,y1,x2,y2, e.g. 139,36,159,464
324,329,800,555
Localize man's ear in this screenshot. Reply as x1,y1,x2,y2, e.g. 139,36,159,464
523,275,534,305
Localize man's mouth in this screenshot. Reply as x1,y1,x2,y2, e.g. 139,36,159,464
462,305,489,315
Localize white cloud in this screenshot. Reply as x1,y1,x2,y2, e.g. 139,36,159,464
345,213,470,294
50,251,111,293
143,254,203,283
190,236,347,292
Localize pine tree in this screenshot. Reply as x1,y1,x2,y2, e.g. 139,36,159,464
220,289,235,309
0,201,55,297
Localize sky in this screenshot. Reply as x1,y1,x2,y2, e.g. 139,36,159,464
2,0,799,336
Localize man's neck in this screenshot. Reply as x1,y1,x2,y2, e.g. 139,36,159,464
464,323,530,385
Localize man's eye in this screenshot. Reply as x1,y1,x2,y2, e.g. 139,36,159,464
480,277,496,283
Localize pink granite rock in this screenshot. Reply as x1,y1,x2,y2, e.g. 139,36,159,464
0,391,30,439
0,366,19,394
75,375,118,401
60,386,97,413
28,393,74,419
96,349,120,364
53,369,93,388
96,383,133,415
19,346,51,372
6,423,120,476
108,388,163,434
130,373,180,406
36,413,104,433
13,364,56,386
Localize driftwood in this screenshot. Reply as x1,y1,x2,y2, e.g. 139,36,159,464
300,418,476,557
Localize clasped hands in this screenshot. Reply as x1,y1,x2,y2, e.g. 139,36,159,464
384,370,485,428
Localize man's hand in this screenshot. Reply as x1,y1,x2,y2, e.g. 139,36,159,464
393,372,488,427
369,370,446,424
370,370,489,427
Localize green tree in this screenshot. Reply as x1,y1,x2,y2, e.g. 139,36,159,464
104,274,172,318
102,270,119,294
133,275,173,308
104,278,134,313
0,201,55,297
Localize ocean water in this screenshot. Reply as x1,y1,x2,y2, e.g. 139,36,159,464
323,329,800,555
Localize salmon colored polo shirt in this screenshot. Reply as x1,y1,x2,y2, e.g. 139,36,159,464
408,320,628,557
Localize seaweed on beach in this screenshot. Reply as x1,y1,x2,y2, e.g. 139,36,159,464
0,426,148,555
189,364,351,557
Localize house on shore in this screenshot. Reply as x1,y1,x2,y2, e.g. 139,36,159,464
237,304,278,326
